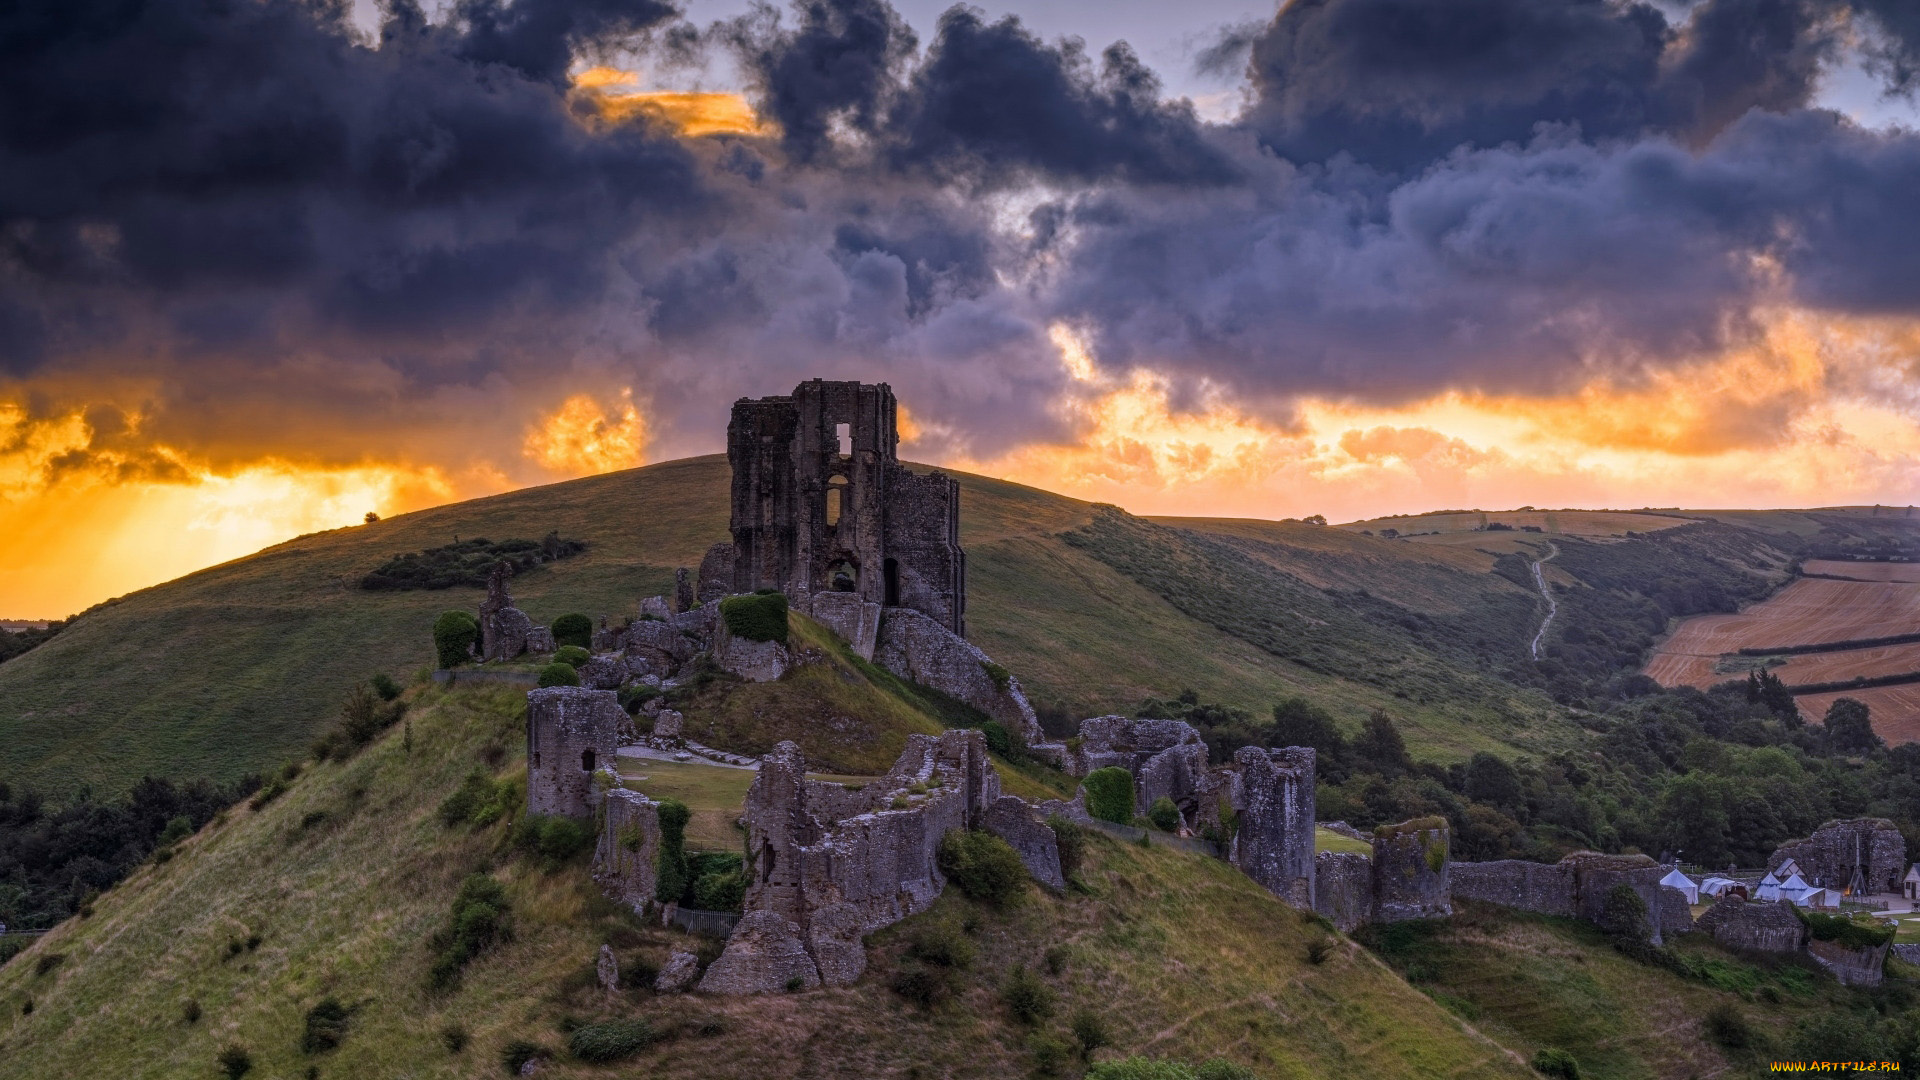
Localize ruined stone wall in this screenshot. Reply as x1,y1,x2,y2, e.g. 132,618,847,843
1449,859,1577,916
726,380,964,635
525,687,631,818
1809,937,1890,988
595,789,661,913
1314,851,1373,933
1694,896,1805,953
1372,819,1452,922
1134,742,1210,823
697,542,735,604
873,608,1044,744
805,591,882,661
1770,818,1907,894
1230,746,1315,908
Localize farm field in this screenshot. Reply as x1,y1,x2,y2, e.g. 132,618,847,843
1645,577,1920,683
1648,563,1920,743
1803,559,1920,582
1797,684,1920,743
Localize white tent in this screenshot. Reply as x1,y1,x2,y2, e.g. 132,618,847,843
1701,876,1742,897
1787,886,1838,910
1756,871,1783,902
1775,858,1802,880
1660,868,1700,904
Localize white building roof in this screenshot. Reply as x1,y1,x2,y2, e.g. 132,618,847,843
1905,864,1920,884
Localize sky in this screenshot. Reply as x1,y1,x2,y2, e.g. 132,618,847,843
5,0,1920,619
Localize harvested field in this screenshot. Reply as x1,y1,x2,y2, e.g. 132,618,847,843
1803,559,1920,583
1645,576,1920,685
1649,564,1920,743
1797,684,1920,744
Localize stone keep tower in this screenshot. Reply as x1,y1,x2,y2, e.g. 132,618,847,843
728,380,966,635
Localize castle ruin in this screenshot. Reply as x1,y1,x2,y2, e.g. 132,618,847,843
725,380,966,637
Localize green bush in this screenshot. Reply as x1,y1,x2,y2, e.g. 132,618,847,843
553,645,591,669
907,923,975,969
433,611,480,668
218,1044,252,1079
1147,796,1180,832
1083,767,1135,824
1531,1048,1581,1079
156,814,193,848
537,662,580,688
1047,816,1087,879
981,661,1012,692
1027,1032,1076,1076
1085,1061,1257,1080
1194,1062,1259,1080
1600,882,1649,942
889,963,953,1009
978,720,1013,756
1704,1005,1751,1050
438,770,518,828
1000,964,1055,1025
500,1039,545,1074
511,815,594,865
1796,907,1896,949
428,875,512,990
1070,1009,1111,1060
551,613,593,650
655,799,692,903
369,672,403,701
440,1023,468,1053
720,592,789,644
686,852,748,910
300,997,350,1054
936,829,1028,906
567,1018,656,1063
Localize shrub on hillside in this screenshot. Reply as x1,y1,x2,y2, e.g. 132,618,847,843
978,720,1013,756
686,852,747,911
313,682,408,761
500,1039,546,1074
1704,1005,1752,1049
568,1018,656,1063
889,962,954,1009
720,592,788,644
362,533,585,591
553,645,590,669
654,799,692,903
511,815,594,865
551,613,593,650
537,662,580,688
1530,1048,1581,1079
438,770,518,828
1147,796,1180,832
300,997,350,1054
1082,767,1134,825
217,1044,252,1079
999,964,1054,1025
427,874,512,990
1796,907,1895,949
1070,1010,1111,1060
907,922,975,969
369,672,403,701
937,829,1028,906
433,610,480,668
1086,1060,1257,1080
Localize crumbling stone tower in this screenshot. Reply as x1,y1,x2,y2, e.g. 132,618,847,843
728,380,966,635
526,687,630,818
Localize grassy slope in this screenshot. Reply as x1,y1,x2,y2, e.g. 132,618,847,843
1366,901,1857,1080
0,686,1533,1080
2,457,1588,798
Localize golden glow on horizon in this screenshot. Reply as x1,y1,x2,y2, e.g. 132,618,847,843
5,313,1918,618
571,66,768,137
523,390,648,477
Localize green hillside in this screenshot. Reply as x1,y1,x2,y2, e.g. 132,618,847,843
0,456,1584,798
0,684,1535,1080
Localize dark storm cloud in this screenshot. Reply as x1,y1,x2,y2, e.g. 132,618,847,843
5,0,1920,472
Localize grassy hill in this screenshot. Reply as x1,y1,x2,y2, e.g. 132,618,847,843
0,456,1586,799
0,684,1537,1080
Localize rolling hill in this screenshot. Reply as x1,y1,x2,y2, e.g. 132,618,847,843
0,456,1578,799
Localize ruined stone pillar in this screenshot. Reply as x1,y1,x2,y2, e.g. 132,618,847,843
1229,745,1316,908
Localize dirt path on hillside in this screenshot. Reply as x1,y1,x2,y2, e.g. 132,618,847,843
1530,542,1560,661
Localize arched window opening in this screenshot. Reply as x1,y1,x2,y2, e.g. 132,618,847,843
581,748,596,772
827,558,858,592
835,422,852,457
883,558,900,606
826,476,848,527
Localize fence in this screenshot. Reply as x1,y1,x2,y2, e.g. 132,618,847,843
668,906,741,938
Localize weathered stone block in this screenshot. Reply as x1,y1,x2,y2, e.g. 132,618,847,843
715,623,788,682
807,902,869,987
594,789,660,911
807,592,882,660
625,620,695,673
596,944,619,995
1371,818,1451,922
640,595,673,621
1449,859,1576,917
697,911,822,995
674,568,695,614
1230,746,1315,908
1810,937,1889,987
983,796,1065,891
527,687,631,818
655,949,700,993
1314,851,1373,932
697,543,735,604
1694,896,1804,953
875,608,1043,745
